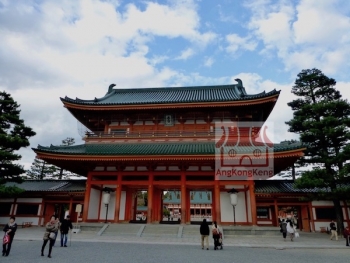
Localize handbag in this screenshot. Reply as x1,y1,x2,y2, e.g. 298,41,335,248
3,234,10,245
294,232,300,238
49,232,56,239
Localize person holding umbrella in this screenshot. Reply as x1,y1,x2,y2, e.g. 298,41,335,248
60,215,73,247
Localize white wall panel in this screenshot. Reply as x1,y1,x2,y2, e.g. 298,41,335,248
220,191,247,223
119,191,126,220
16,198,42,203
87,188,100,220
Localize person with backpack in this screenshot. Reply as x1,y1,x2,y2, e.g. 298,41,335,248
199,219,210,250
211,221,221,250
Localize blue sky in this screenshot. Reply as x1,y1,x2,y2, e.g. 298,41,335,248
1,0,350,170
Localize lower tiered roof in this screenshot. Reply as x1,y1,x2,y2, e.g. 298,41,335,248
34,141,303,155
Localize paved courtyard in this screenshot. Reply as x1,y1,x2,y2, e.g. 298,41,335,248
2,240,349,263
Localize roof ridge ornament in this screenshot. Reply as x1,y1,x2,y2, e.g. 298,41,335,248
108,83,116,94
234,78,246,97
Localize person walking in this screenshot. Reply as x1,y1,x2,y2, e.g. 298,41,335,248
329,220,338,241
343,226,350,247
199,219,209,250
211,221,221,250
280,218,287,241
286,217,295,241
2,216,17,257
60,215,73,247
41,215,59,258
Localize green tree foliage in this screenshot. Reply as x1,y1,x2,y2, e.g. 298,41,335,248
0,91,36,190
56,137,76,179
26,157,57,179
286,68,350,233
28,137,81,180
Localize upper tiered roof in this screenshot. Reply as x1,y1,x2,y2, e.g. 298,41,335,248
61,80,280,107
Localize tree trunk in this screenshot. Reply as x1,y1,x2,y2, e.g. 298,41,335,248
40,161,46,180
333,199,344,234
59,168,63,180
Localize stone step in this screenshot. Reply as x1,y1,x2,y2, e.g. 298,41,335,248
141,224,179,237
103,224,142,236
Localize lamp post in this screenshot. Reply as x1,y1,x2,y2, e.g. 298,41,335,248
228,188,238,226
102,187,113,223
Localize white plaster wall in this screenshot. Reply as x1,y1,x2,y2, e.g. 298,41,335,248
0,198,14,202
16,198,42,203
87,188,100,220
312,208,316,220
314,222,331,231
220,192,247,223
312,201,334,206
0,217,39,225
119,191,126,220
99,192,116,220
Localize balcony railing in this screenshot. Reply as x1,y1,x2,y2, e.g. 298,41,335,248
85,130,216,139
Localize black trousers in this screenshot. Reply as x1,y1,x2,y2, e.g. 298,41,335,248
282,232,287,238
346,236,349,246
2,235,14,256
41,239,55,255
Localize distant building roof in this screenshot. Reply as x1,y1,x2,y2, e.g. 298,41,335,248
4,180,86,192
61,82,280,106
163,191,212,204
255,180,321,193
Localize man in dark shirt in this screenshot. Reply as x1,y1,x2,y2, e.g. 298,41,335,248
329,220,338,241
60,215,73,247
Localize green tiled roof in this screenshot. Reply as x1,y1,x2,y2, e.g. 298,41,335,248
4,180,86,192
255,180,320,193
34,141,303,156
61,82,280,106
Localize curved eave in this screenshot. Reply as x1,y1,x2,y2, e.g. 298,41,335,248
34,147,305,162
61,93,280,111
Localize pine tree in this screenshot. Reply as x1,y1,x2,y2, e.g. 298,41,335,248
285,68,350,234
0,91,36,185
26,157,57,179
56,137,80,179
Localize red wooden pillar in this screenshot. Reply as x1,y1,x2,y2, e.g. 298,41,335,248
249,182,257,226
274,198,279,226
125,189,132,221
181,169,187,224
82,172,92,222
114,170,122,223
147,169,154,223
308,202,315,232
186,189,191,223
214,180,221,224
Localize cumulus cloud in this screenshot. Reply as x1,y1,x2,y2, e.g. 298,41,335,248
225,34,257,54
245,0,350,76
175,48,195,60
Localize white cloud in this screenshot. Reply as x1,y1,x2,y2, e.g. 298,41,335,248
246,0,350,76
175,48,195,60
203,57,214,67
225,34,257,54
